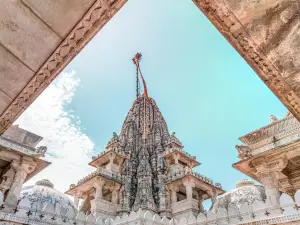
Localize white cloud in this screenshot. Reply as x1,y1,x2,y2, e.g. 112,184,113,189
15,71,95,193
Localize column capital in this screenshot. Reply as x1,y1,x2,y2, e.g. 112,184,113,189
168,184,179,192
94,177,105,188
11,158,37,174
251,155,288,173
182,177,195,188
73,190,83,198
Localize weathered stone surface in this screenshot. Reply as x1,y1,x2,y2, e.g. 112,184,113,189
22,0,96,38
0,0,128,134
0,45,34,99
0,91,11,116
0,0,62,71
226,0,300,82
193,0,300,121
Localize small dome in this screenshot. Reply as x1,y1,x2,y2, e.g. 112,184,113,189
236,179,255,188
35,179,54,188
20,179,76,216
213,179,266,210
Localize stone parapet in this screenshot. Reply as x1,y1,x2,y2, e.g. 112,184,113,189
0,136,47,158
239,116,299,149
68,168,123,192
166,169,215,186
0,191,300,225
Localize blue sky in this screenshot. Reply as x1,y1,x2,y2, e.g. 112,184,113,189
19,0,287,208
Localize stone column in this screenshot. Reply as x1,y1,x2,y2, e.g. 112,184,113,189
169,186,178,204
259,172,281,207
173,153,180,165
198,192,204,213
252,157,288,208
106,153,116,172
74,197,79,210
183,179,195,201
73,191,82,210
5,159,36,208
111,184,120,204
0,168,15,195
94,179,105,200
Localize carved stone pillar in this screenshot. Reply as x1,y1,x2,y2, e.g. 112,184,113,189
74,197,79,210
73,191,82,210
106,153,116,172
111,184,120,204
252,156,288,208
169,186,178,204
259,172,281,207
183,178,195,201
94,178,105,200
198,192,204,213
5,159,36,208
173,153,180,165
0,168,15,194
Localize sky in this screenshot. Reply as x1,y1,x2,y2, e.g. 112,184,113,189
15,0,287,209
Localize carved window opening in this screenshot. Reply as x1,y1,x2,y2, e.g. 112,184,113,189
178,160,187,167
177,185,187,202
103,188,112,202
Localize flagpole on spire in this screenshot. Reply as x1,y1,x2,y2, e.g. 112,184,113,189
132,53,150,102
132,53,142,99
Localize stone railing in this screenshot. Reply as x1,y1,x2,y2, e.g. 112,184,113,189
1,191,300,225
166,169,214,186
1,197,300,225
164,148,197,161
0,136,47,157
74,168,123,187
239,116,300,147
92,148,127,161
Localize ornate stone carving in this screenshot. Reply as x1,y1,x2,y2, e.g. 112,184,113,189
119,97,170,212
236,145,252,159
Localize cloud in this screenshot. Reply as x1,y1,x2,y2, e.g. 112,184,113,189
15,71,95,193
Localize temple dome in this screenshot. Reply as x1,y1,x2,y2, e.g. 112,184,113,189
213,179,266,210
20,179,76,215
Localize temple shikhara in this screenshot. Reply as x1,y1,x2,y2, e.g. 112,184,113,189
66,95,223,219
0,55,300,225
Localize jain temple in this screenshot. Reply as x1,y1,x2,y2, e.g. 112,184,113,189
1,0,300,223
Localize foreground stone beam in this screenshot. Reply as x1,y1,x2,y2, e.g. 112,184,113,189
192,0,300,120
0,0,127,134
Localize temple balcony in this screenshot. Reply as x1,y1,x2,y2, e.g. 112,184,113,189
66,170,122,218
89,149,127,173
66,168,123,195
166,173,224,219
164,149,200,169
234,114,300,205
236,114,300,159
0,126,50,209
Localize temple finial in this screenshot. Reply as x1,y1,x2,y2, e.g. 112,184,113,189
132,53,149,102
132,53,142,99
